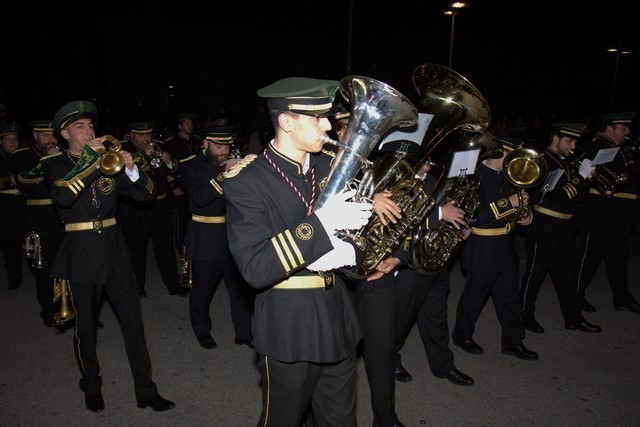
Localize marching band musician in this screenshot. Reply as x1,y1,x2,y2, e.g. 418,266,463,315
451,137,539,361
180,124,254,350
41,100,175,413
519,122,601,333
574,111,640,313
12,119,63,327
0,123,25,290
116,121,186,297
223,77,373,426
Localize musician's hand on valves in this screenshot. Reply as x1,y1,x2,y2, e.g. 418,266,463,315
315,189,373,234
440,200,465,230
120,150,136,171
373,191,402,226
307,235,356,272
367,256,401,282
518,211,533,226
579,158,595,179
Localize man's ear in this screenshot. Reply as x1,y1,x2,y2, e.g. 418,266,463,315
60,128,69,140
277,113,294,133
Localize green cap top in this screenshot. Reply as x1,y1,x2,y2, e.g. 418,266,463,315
129,121,155,134
53,100,97,131
0,123,21,138
257,77,339,116
552,122,585,139
600,111,636,125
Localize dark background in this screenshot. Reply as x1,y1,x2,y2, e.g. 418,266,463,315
1,0,637,136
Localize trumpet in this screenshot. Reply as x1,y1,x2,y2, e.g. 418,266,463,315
569,147,631,197
180,246,195,288
95,135,125,175
23,229,46,269
146,141,164,168
53,279,76,326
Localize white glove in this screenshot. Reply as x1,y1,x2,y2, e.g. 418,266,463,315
315,189,373,234
578,158,595,179
307,235,356,272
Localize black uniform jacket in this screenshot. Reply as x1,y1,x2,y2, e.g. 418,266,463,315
222,144,363,363
14,146,64,238
461,162,518,272
164,134,202,192
574,133,640,231
1,149,25,225
527,148,589,246
42,149,156,283
181,151,230,262
117,141,174,223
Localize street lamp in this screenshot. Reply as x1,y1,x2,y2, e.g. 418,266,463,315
443,1,470,69
607,48,631,110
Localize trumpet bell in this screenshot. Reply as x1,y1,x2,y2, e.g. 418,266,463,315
95,135,125,175
503,148,547,188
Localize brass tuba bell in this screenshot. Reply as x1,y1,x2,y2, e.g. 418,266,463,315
95,135,125,175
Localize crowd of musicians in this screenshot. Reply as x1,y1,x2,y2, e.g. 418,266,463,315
0,71,639,426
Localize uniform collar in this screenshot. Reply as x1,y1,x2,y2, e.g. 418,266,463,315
266,143,314,175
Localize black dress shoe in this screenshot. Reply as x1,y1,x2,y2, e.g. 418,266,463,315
453,338,484,355
136,395,175,411
579,298,596,312
565,320,601,333
197,335,217,349
394,365,413,383
502,343,539,361
435,368,475,386
614,301,640,313
85,392,105,412
235,338,254,348
522,319,545,334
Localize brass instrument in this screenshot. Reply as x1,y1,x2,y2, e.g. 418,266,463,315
53,279,76,326
624,135,640,154
95,135,125,175
339,64,491,280
569,146,630,197
313,76,418,281
23,228,46,269
503,147,548,226
147,141,164,169
180,246,195,288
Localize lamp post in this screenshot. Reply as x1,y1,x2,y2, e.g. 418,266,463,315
443,2,470,69
607,48,631,110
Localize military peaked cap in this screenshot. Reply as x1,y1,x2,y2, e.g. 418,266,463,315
0,123,21,138
552,122,585,139
202,125,235,145
129,121,155,134
53,100,97,131
29,119,55,132
176,112,194,124
257,77,339,116
600,111,636,125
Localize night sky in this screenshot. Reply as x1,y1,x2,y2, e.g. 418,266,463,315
1,0,637,133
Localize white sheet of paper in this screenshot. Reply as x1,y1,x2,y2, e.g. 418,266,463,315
377,112,434,151
447,149,481,178
543,168,563,192
591,147,619,166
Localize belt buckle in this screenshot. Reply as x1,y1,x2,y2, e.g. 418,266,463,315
323,274,334,290
92,219,103,233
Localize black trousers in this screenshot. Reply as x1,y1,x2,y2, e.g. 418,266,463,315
0,223,23,286
348,276,398,427
576,227,635,305
190,259,254,343
395,268,455,375
256,354,357,427
453,258,525,348
69,273,158,400
120,217,181,294
520,239,583,324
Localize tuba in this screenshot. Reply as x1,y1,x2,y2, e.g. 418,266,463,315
23,228,47,269
503,146,548,227
342,64,491,280
95,135,125,175
53,279,76,326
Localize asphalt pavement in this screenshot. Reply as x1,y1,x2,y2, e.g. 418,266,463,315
1,230,639,427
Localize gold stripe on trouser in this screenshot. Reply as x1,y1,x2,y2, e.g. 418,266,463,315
471,225,510,236
157,193,167,200
26,198,54,205
65,217,117,232
272,274,334,289
534,205,573,220
589,188,638,200
191,214,225,223
264,355,271,427
0,189,22,195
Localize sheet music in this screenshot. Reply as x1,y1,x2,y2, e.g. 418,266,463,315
542,168,563,192
447,149,481,178
591,147,619,166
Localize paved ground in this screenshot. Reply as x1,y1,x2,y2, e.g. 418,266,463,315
1,230,639,427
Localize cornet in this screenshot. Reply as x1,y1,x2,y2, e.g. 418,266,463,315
53,279,76,326
23,229,47,269
180,246,195,288
95,135,125,175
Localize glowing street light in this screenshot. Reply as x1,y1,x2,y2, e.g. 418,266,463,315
443,2,470,69
607,48,631,110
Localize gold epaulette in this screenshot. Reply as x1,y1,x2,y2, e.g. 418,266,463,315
224,154,258,179
180,155,196,163
54,146,100,195
321,148,336,158
13,147,29,154
41,152,63,161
